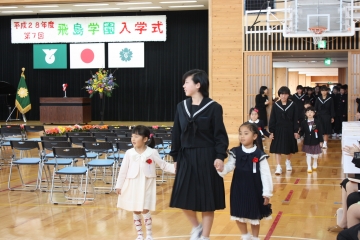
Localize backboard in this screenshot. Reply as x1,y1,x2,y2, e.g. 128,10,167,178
245,0,359,44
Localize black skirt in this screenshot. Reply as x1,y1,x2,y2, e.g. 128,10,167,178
317,114,332,134
270,126,298,155
169,147,226,211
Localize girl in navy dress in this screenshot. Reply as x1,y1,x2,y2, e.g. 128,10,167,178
248,107,270,152
299,107,324,173
314,85,335,149
218,122,273,240
269,86,299,175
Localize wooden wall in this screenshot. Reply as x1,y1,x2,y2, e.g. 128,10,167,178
209,0,243,134
311,76,338,83
348,51,360,120
274,68,287,98
288,71,299,94
338,68,347,85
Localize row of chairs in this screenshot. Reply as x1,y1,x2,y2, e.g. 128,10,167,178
8,140,134,205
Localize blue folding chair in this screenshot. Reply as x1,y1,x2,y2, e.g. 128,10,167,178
50,147,94,205
8,141,42,191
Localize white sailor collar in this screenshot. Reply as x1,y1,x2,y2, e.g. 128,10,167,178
249,119,259,124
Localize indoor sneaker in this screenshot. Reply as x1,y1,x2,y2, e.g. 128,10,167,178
190,224,202,240
307,167,312,173
313,161,318,170
285,159,292,171
322,142,328,149
275,165,282,175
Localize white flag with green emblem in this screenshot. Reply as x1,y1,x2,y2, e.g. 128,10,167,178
108,42,144,68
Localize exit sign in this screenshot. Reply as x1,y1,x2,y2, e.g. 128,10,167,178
318,40,327,48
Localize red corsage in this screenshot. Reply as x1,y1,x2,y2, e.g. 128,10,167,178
314,129,318,138
146,159,152,164
258,127,261,130
252,157,259,173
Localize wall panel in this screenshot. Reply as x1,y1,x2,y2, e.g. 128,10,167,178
244,52,272,125
209,0,243,134
348,51,360,120
288,71,299,94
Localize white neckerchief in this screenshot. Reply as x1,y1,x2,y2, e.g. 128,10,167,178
242,144,257,153
275,101,293,112
249,119,259,124
318,96,331,104
184,100,214,118
294,94,305,100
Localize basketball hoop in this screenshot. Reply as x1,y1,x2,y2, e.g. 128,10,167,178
309,26,327,45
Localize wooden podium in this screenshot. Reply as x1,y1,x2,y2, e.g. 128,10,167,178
40,97,91,124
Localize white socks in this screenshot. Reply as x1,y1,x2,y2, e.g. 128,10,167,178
241,233,251,240
142,212,152,237
306,154,312,171
133,213,143,238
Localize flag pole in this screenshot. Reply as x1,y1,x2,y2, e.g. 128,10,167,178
21,68,27,123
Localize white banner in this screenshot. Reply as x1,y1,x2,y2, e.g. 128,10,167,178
108,43,144,68
11,15,166,44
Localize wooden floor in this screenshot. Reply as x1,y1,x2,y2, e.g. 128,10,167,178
0,121,344,239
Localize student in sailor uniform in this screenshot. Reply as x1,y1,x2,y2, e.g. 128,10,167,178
299,107,324,173
255,86,270,128
314,85,335,149
269,86,299,175
333,86,348,137
313,85,321,100
306,88,315,106
217,122,273,240
248,107,270,152
292,85,309,123
115,125,175,240
169,69,229,240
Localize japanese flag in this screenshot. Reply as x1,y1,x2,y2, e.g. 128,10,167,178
108,42,144,68
70,43,105,69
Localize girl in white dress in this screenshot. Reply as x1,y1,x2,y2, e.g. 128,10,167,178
115,125,175,240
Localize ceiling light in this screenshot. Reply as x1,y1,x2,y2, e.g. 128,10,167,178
73,3,109,7
116,2,152,5
24,5,58,8
2,10,33,13
127,6,162,9
160,1,197,3
168,5,204,8
86,8,120,11
39,9,72,12
0,6,18,9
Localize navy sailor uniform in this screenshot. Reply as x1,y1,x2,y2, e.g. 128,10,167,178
169,97,229,211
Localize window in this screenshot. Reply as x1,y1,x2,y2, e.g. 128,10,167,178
245,0,275,11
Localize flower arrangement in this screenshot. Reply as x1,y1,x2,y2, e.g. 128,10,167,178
45,124,108,136
84,68,118,98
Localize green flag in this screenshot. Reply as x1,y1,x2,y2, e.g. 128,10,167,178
33,44,67,69
15,69,31,114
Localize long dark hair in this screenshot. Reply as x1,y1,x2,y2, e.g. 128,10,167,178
238,122,260,147
131,125,155,148
259,86,268,95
